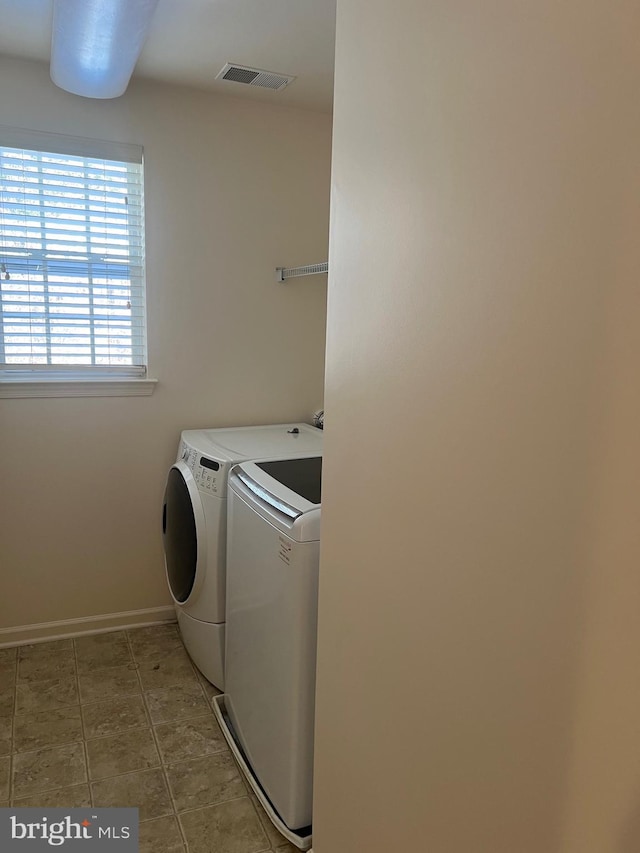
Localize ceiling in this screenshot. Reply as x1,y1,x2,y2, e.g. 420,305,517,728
0,0,337,112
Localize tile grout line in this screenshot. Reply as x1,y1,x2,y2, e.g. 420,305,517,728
9,647,18,805
72,637,92,807
162,636,207,851
125,628,189,852
12,760,164,803
246,794,282,853
12,719,163,753
81,724,149,743
170,640,223,851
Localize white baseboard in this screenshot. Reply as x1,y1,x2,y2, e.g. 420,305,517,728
0,605,177,648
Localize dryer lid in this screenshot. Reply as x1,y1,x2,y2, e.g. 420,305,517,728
255,457,322,506
230,456,322,541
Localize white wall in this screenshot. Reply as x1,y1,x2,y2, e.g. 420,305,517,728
0,56,331,632
313,1,640,851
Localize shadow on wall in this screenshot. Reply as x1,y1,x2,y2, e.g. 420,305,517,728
620,800,640,852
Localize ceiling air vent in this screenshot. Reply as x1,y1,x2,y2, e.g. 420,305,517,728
216,63,295,92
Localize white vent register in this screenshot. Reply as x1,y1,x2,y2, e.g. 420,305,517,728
216,63,295,91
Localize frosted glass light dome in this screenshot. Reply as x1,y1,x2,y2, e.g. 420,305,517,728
50,0,159,99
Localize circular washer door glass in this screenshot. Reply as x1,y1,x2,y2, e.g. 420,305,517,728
163,467,198,603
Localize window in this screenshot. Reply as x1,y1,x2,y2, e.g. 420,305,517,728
0,127,154,397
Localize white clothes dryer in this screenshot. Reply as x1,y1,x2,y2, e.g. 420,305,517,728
223,455,322,840
161,424,323,689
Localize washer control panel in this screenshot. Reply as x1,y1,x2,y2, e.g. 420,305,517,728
195,456,220,494
179,441,221,495
180,443,198,469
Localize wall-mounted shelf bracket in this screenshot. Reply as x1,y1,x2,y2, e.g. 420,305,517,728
275,262,328,282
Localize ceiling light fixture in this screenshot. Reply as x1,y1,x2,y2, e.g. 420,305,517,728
50,0,160,99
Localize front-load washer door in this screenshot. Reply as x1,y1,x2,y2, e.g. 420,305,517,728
162,461,206,606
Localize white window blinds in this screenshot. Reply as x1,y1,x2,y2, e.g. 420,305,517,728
0,128,146,379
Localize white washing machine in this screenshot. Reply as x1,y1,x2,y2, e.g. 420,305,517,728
161,424,323,689
223,455,322,841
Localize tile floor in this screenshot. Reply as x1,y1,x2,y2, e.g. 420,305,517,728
0,624,299,853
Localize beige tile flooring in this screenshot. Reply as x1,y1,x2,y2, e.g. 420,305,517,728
0,624,299,853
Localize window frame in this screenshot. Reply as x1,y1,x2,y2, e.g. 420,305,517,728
0,125,155,398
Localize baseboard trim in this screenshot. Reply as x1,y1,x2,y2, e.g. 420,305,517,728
0,606,176,648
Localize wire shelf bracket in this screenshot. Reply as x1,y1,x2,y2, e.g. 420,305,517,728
275,262,328,282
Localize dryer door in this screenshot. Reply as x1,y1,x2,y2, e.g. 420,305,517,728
162,461,206,605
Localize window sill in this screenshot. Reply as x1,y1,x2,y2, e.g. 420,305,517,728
0,378,158,399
